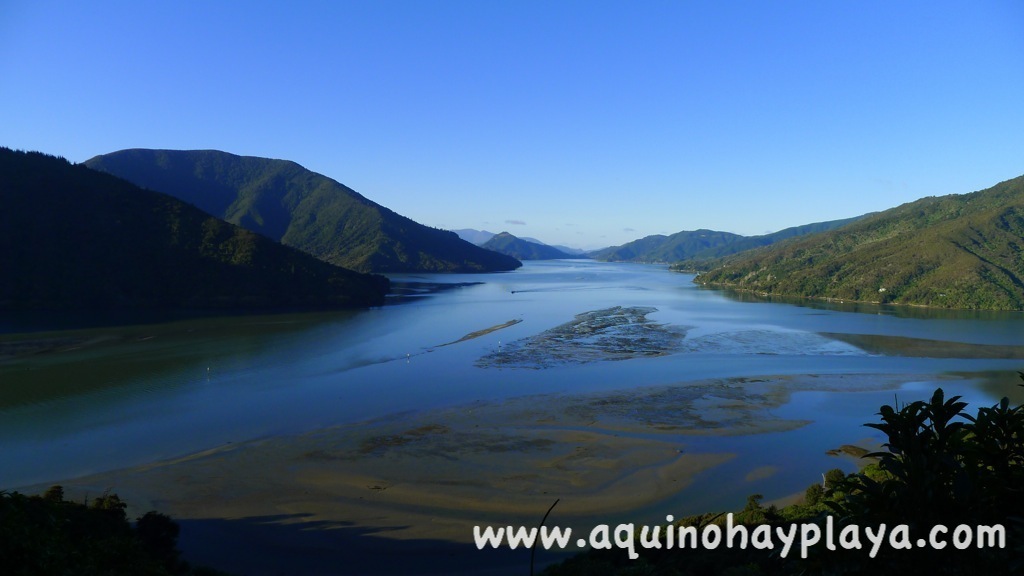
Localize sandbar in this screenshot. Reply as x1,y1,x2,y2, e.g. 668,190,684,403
28,372,932,574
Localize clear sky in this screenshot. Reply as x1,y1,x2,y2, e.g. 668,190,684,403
2,1,1022,249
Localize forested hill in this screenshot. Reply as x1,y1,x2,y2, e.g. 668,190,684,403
688,174,1024,310
85,149,521,274
592,217,861,264
481,232,577,260
679,216,865,262
0,148,389,310
590,229,743,263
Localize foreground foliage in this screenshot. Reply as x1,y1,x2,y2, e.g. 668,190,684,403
0,487,227,575
543,373,1024,575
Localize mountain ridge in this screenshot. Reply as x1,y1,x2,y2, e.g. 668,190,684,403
85,149,521,274
452,228,497,245
0,148,389,311
590,229,746,262
592,217,863,263
481,232,578,260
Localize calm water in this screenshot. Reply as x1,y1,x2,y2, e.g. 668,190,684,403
2,260,1023,505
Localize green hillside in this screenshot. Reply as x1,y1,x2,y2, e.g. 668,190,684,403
590,229,744,262
0,148,389,310
85,149,521,274
480,232,577,260
682,216,865,262
592,218,861,264
688,175,1024,310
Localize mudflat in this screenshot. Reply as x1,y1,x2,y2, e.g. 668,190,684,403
33,372,923,575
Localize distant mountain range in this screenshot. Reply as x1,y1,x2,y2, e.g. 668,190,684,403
550,245,589,256
14,145,1021,312
452,228,498,245
0,148,389,310
591,229,743,262
686,174,1024,310
85,150,521,274
453,228,589,255
592,217,862,263
480,232,578,260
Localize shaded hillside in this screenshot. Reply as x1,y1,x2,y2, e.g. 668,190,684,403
0,148,389,310
689,175,1024,310
592,217,861,264
85,149,521,274
590,229,744,262
480,232,577,260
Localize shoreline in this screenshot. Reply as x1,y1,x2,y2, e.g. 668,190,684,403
686,279,1024,314
17,372,942,575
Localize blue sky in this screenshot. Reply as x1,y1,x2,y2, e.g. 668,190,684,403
2,1,1022,249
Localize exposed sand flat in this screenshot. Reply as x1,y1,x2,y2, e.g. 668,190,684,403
20,372,962,575
435,318,523,347
36,373,924,543
478,306,688,368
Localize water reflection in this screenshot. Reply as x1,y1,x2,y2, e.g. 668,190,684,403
1,260,1022,494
